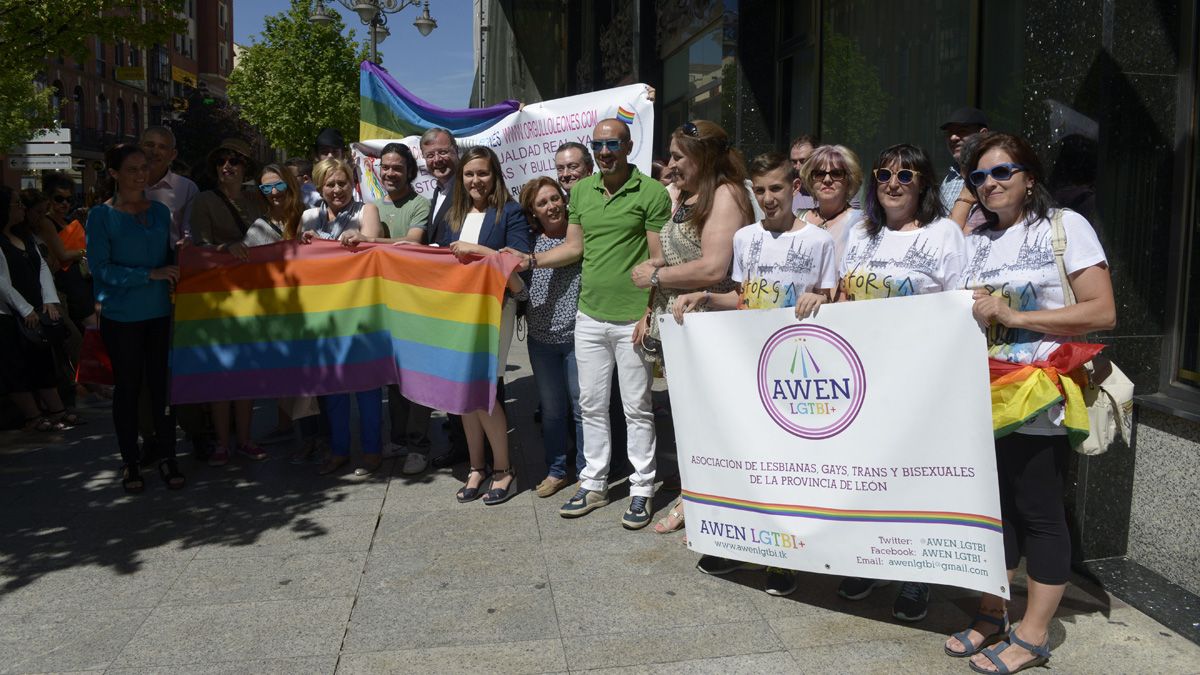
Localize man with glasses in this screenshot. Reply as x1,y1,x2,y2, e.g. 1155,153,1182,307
939,107,990,214
315,127,347,161
554,141,595,200
142,126,198,245
511,118,670,528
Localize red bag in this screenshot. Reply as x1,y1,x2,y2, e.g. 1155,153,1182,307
75,326,113,385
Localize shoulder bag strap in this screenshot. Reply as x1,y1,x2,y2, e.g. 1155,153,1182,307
215,190,251,236
1050,208,1075,306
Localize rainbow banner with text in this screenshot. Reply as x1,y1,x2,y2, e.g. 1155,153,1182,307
170,241,519,413
659,291,1008,597
353,80,655,203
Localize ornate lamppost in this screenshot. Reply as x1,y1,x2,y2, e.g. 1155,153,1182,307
310,1,437,64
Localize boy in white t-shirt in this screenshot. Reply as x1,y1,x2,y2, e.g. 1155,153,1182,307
671,152,837,597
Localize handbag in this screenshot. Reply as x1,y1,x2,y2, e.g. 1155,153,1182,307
75,326,114,385
14,308,70,345
1050,209,1134,455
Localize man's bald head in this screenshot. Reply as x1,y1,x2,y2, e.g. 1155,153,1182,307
595,119,631,142
591,119,633,177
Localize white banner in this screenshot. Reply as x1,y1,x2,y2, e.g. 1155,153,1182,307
354,84,655,201
659,291,1008,598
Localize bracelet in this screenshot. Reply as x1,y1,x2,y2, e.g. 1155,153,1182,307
702,290,711,307
529,253,538,269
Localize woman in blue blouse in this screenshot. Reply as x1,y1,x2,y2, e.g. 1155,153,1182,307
86,144,184,493
433,146,530,506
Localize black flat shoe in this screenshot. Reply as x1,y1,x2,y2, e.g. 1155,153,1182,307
122,464,145,494
456,466,490,503
482,468,517,506
158,459,185,490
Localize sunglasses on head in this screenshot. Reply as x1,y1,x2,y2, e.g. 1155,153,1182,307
873,168,920,184
812,169,846,182
681,121,700,138
258,181,288,195
590,139,623,153
969,162,1026,187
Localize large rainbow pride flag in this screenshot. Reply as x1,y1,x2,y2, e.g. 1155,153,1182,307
359,61,520,141
988,342,1103,446
170,241,519,413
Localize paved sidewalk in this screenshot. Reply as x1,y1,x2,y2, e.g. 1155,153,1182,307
1,341,1197,674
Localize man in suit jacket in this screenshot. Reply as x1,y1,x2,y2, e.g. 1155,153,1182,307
419,127,459,245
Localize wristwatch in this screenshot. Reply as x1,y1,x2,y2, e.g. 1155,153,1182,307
650,267,660,287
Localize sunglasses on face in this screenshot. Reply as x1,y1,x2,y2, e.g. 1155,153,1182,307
873,168,920,184
591,139,623,153
217,155,244,167
52,195,71,204
812,169,846,182
969,162,1026,187
258,181,288,195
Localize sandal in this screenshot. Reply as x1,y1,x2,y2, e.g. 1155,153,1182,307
946,610,1009,657
482,467,517,506
456,466,491,503
969,629,1050,674
353,455,384,477
24,416,66,432
158,458,186,490
317,455,350,475
45,409,84,427
653,499,685,534
121,464,145,494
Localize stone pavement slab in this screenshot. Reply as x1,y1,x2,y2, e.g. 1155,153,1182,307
0,339,1197,673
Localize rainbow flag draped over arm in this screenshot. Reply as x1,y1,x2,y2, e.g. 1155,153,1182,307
359,61,520,140
988,342,1104,446
170,241,519,414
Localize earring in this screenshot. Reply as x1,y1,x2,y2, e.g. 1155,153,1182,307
1026,186,1032,196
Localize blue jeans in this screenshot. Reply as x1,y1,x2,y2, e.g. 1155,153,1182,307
528,337,584,479
321,388,383,457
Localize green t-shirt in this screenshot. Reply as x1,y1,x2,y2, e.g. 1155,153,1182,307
375,191,431,238
568,166,671,322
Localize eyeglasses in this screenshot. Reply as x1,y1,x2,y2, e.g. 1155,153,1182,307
422,149,453,161
217,155,244,167
590,139,623,153
968,162,1026,187
258,181,288,195
51,194,71,204
812,169,846,182
873,168,920,184
682,121,700,138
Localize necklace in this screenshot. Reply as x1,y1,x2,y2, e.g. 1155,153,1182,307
811,204,849,229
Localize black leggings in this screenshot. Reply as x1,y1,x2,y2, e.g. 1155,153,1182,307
995,432,1072,585
101,315,176,466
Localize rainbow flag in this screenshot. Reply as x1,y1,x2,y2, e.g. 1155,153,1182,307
359,60,520,140
170,241,520,413
988,342,1103,446
616,106,636,124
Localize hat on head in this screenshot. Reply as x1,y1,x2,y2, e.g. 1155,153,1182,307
210,137,253,160
940,107,989,130
315,127,345,149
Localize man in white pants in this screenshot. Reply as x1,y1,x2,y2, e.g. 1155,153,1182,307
508,118,669,529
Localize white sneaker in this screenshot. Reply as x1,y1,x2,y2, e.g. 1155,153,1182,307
382,442,407,459
401,452,428,475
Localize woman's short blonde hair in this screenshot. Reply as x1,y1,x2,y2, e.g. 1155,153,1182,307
799,145,863,204
312,157,356,191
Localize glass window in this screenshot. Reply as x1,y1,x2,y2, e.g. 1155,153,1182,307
1175,93,1200,384
819,1,971,178
660,23,728,136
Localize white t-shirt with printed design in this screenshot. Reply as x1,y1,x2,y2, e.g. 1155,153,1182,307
961,209,1107,364
839,216,966,301
732,222,837,309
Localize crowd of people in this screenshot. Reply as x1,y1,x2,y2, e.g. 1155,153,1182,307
0,104,1117,674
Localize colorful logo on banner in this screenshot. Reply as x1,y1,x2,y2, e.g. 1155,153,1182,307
757,325,866,439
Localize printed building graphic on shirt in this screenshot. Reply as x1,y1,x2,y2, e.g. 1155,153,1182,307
841,233,939,301
740,234,820,309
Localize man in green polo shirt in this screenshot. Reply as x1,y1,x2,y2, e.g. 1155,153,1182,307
509,118,670,529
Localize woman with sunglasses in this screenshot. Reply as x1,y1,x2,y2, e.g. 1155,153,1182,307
947,133,1114,674
86,144,183,492
629,119,754,532
796,145,864,268
190,139,269,467
31,175,95,335
432,145,530,505
298,158,386,477
835,143,966,623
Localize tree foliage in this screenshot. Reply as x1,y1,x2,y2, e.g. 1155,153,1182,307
228,0,368,156
0,0,184,149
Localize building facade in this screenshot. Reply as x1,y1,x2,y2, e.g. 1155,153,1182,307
6,0,236,198
481,0,1200,632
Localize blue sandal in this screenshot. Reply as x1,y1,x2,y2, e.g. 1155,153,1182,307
456,467,490,503
945,611,1009,657
482,468,517,506
969,629,1050,674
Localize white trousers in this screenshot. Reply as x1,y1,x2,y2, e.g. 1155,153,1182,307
573,311,657,497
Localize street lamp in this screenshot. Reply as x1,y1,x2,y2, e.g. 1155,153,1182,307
309,0,437,64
